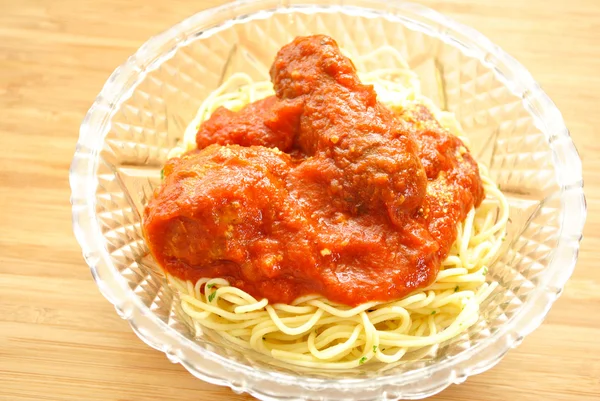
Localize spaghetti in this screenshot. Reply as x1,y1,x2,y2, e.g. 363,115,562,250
163,46,508,369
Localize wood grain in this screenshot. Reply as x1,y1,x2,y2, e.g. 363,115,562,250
1,0,599,400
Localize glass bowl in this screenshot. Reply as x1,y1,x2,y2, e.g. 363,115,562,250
69,0,586,399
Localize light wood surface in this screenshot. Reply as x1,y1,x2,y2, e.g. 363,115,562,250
1,0,599,400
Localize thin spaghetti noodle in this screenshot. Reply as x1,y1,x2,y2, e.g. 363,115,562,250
165,46,509,369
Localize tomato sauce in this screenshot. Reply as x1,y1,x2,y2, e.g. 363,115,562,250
143,35,484,306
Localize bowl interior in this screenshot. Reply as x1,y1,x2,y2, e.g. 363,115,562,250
91,4,564,380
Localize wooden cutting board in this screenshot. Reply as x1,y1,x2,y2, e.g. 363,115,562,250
1,0,599,400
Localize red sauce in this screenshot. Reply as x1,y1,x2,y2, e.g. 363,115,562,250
143,36,484,307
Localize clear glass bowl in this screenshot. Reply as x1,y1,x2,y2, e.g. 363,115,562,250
69,1,586,399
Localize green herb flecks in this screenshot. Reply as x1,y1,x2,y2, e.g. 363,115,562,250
372,345,378,353
160,168,164,180
482,267,489,275
206,283,215,289
359,356,367,365
208,291,216,303
431,310,436,315
454,285,459,293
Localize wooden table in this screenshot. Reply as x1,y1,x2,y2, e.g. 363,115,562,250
1,0,599,400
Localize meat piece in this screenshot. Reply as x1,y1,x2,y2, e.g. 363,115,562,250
196,96,302,152
144,144,320,303
270,35,428,223
395,104,485,259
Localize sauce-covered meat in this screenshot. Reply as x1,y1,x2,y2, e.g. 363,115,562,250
271,36,427,222
397,104,484,253
196,96,304,152
144,35,484,306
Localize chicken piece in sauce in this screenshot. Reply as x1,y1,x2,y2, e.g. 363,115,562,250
144,35,484,306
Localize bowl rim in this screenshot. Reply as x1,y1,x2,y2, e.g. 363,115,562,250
70,0,587,398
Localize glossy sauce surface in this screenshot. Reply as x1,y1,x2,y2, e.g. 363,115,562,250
143,36,484,306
